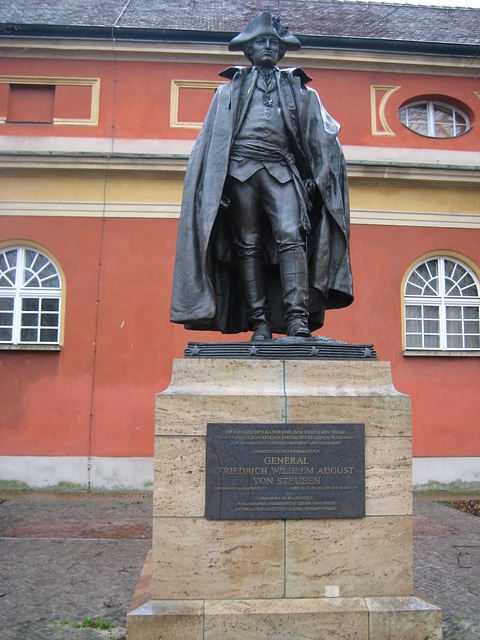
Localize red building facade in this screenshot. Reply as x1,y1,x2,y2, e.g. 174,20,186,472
1,1,479,489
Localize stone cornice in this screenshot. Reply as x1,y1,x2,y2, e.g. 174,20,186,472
1,38,479,77
0,151,479,189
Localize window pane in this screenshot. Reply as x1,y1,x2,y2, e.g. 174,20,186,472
465,321,479,333
424,334,440,348
40,274,60,288
454,110,468,136
25,250,37,269
0,250,18,286
424,320,439,333
23,298,39,311
434,105,455,138
0,312,13,326
21,312,38,327
20,328,38,342
406,105,428,135
465,335,480,349
41,313,58,327
444,260,455,279
40,328,58,342
406,319,422,333
464,307,479,320
0,298,14,311
447,334,463,349
446,306,461,319
0,327,13,341
406,334,422,348
405,305,421,318
462,284,479,297
34,254,49,270
41,298,59,312
424,306,439,319
446,320,462,334
405,283,422,296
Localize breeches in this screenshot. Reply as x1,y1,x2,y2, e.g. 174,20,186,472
225,168,304,258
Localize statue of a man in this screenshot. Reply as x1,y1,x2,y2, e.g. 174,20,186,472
170,12,353,340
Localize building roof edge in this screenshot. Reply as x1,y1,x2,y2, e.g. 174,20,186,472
1,23,479,57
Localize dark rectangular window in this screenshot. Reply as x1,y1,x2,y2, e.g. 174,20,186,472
7,84,55,124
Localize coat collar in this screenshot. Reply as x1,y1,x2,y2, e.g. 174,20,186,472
219,65,312,86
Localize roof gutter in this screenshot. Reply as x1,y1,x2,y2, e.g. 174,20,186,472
1,23,479,58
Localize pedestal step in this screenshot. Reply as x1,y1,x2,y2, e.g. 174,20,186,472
127,550,442,640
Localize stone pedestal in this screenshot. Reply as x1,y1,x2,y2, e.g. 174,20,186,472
127,359,442,639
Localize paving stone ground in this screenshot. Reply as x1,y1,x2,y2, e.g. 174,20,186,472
413,493,480,640
0,490,479,639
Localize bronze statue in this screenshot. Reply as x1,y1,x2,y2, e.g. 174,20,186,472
170,12,353,340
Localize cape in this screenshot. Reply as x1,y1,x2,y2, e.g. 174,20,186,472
170,66,354,334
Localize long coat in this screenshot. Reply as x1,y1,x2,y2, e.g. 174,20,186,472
170,66,353,334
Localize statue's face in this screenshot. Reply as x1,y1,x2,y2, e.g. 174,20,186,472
249,35,280,67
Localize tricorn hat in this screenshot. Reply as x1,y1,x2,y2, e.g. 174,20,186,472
228,12,301,54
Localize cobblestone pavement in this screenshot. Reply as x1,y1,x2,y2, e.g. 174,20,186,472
0,490,479,639
414,493,480,640
0,492,152,640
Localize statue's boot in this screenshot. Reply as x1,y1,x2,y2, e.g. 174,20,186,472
238,256,272,341
279,248,311,338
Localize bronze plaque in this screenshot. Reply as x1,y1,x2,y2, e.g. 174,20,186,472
205,423,365,520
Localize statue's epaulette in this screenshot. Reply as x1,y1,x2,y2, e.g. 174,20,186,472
283,68,313,85
219,66,247,80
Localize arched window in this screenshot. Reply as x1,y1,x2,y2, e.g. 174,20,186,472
403,254,480,352
399,100,470,138
0,244,63,347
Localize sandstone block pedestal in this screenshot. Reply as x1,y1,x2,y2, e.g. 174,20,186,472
127,359,442,639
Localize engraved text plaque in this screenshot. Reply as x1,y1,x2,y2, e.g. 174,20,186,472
205,423,365,519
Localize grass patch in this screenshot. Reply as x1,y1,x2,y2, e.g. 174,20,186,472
81,617,115,630
61,617,115,631
54,481,86,490
0,480,29,489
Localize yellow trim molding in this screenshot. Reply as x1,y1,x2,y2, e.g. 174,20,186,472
370,85,401,136
4,201,480,229
0,76,100,126
170,79,225,129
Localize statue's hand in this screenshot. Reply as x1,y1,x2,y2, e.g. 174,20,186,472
303,178,316,197
220,195,230,210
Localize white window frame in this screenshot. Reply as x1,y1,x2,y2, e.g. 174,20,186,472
0,244,64,349
399,100,470,138
403,253,480,356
